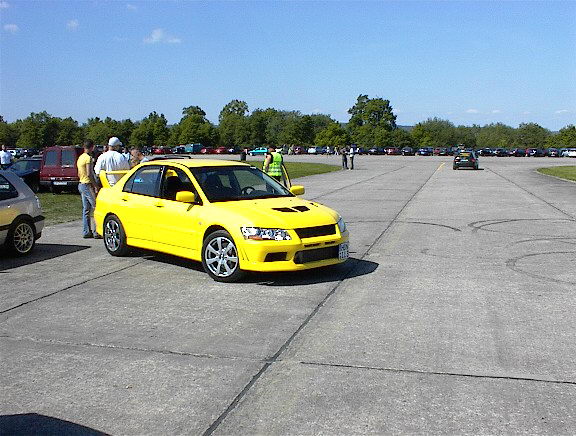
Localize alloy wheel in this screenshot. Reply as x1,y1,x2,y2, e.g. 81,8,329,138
204,236,239,277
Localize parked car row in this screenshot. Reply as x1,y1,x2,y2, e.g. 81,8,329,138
476,147,576,157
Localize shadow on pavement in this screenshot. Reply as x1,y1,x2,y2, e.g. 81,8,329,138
136,251,378,286
0,244,90,272
0,413,109,436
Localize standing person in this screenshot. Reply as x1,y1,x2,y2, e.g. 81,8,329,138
94,137,130,186
129,147,144,168
263,145,283,182
348,145,356,170
77,140,100,239
341,146,348,169
240,148,247,162
0,144,13,169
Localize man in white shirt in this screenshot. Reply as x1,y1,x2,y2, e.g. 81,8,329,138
0,144,14,169
94,137,130,186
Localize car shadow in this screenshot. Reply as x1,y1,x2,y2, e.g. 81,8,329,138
0,413,109,436
0,243,90,272
137,252,378,286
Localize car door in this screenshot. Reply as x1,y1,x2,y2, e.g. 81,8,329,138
0,174,20,243
147,166,203,254
118,165,163,242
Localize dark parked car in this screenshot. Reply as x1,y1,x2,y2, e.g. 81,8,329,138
417,147,433,156
401,147,415,156
368,147,386,155
494,148,509,157
8,157,42,192
39,146,83,193
509,148,526,157
453,150,479,170
526,148,546,157
386,147,401,155
478,148,494,156
547,148,560,157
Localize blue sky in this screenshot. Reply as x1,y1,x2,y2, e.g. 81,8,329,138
1,0,575,130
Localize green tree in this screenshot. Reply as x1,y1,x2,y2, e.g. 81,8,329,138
15,112,60,149
347,94,397,146
411,118,456,148
0,118,19,147
315,123,350,148
547,124,576,147
129,112,169,148
219,99,249,122
391,129,416,149
55,117,84,145
455,125,479,149
514,122,550,148
476,123,516,149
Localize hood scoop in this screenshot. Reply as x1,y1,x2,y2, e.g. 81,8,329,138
272,205,310,213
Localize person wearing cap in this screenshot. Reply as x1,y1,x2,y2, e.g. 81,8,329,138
263,145,283,182
94,137,130,186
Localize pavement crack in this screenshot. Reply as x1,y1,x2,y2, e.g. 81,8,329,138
201,163,443,436
298,360,576,386
0,260,148,316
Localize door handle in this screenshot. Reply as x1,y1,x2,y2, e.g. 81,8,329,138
155,203,164,208
121,197,128,202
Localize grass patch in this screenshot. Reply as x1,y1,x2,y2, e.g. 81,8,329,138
537,166,576,182
37,192,82,225
38,161,341,225
247,160,340,179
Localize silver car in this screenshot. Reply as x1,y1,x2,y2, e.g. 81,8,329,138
0,170,45,255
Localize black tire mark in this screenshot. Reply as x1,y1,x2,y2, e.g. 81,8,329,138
505,251,576,286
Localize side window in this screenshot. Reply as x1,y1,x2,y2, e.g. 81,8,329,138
160,167,196,201
61,149,76,167
0,175,19,201
44,150,58,166
123,166,162,197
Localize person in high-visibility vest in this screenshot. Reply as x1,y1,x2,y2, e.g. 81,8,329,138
264,146,284,182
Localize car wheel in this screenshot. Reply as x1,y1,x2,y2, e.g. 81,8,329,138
6,218,36,255
29,180,40,193
453,165,458,170
202,230,245,282
103,214,130,256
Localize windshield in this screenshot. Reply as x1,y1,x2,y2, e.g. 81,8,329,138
10,160,40,172
190,165,292,202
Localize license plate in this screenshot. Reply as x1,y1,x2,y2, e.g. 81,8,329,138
338,243,349,260
53,181,67,186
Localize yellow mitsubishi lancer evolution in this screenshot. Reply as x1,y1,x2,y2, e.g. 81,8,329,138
94,159,349,282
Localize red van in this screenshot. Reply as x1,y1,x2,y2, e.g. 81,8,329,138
39,146,84,193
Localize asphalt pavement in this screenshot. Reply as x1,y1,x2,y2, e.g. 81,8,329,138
1,155,576,435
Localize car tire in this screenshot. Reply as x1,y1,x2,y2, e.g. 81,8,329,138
5,218,36,256
51,185,62,194
202,230,245,282
29,180,40,193
453,165,458,170
103,214,130,256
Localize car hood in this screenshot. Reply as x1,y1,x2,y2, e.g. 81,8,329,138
208,196,340,229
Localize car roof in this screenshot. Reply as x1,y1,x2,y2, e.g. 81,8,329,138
140,159,252,168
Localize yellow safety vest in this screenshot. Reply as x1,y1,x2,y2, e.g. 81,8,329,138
267,151,283,177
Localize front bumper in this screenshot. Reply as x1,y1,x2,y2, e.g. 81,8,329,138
238,231,349,272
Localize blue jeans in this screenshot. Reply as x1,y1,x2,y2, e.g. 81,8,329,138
78,183,96,236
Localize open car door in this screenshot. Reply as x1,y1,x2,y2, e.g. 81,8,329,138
280,164,291,188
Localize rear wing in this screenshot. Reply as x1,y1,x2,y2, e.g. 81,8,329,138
99,170,130,188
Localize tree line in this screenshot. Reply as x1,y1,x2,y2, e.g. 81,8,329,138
1,95,575,150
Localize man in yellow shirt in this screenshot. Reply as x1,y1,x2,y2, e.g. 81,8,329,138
77,140,100,238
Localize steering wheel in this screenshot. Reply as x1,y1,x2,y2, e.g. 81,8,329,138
240,186,255,195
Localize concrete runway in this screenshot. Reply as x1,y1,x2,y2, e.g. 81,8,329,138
1,155,576,435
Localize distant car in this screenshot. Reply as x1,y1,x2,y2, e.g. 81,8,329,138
509,148,526,157
453,150,479,170
368,147,385,155
200,147,215,154
307,147,318,154
248,147,268,156
0,170,44,255
153,147,172,155
212,147,229,154
547,148,560,157
8,157,42,192
526,148,546,157
386,147,401,155
39,146,84,193
417,147,433,156
478,148,494,156
227,147,240,154
494,148,508,157
401,147,415,156
567,148,576,158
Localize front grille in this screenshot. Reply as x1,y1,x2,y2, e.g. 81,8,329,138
294,246,339,264
294,224,336,239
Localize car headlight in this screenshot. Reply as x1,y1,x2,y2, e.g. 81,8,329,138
241,227,291,241
337,216,347,233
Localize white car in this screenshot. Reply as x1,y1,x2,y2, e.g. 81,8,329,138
307,147,318,154
0,170,45,255
567,148,576,158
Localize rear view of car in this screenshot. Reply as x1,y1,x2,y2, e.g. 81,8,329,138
453,151,479,170
0,170,44,255
39,146,83,193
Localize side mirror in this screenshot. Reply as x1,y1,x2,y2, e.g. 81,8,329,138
176,191,196,203
290,185,305,196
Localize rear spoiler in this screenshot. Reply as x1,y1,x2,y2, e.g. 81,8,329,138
99,170,129,188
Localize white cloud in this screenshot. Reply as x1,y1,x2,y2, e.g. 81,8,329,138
3,23,18,34
555,109,569,114
466,109,479,114
67,19,79,30
492,109,501,114
0,1,10,9
127,4,137,10
144,28,181,44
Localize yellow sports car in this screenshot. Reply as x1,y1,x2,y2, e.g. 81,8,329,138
95,159,349,282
